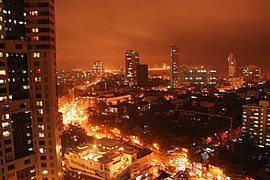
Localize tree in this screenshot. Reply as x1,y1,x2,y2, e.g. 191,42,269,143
61,124,93,152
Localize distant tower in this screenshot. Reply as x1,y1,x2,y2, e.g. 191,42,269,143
125,50,139,86
228,53,236,77
170,44,180,88
92,61,104,77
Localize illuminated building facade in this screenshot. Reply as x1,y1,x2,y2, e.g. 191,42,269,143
170,44,180,88
92,60,104,77
242,101,270,147
65,139,138,180
243,65,261,82
100,94,132,105
0,0,63,179
125,50,139,86
130,154,153,179
228,53,236,77
183,67,217,85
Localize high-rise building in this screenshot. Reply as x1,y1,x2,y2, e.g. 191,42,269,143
0,1,63,179
137,64,148,87
243,65,261,82
170,44,180,88
92,60,104,77
242,101,270,147
125,50,139,86
228,53,236,77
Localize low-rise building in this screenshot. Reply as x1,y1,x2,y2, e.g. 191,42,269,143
65,139,139,179
130,154,153,179
101,94,132,105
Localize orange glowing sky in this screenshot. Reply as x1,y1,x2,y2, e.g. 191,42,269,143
55,0,270,75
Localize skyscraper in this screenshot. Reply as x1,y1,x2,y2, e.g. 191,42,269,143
0,0,63,179
228,53,236,77
170,44,180,88
125,50,139,86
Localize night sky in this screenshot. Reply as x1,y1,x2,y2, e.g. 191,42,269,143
56,0,270,75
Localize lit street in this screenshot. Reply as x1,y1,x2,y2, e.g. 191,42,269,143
60,99,232,179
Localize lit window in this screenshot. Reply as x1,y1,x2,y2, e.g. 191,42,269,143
38,125,45,130
0,70,6,75
41,170,48,175
32,36,39,41
39,148,46,153
30,11,38,16
0,96,7,102
36,101,43,106
37,109,43,115
3,130,10,137
32,28,39,33
35,77,41,82
2,122,10,128
30,169,36,174
33,52,40,58
0,52,3,57
35,69,41,73
23,85,30,89
39,133,45,138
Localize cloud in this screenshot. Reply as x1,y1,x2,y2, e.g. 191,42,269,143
55,0,270,75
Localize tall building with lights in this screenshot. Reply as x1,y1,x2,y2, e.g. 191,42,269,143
242,101,270,147
228,53,236,77
92,60,104,77
125,50,139,86
0,0,63,179
243,65,261,82
170,44,180,88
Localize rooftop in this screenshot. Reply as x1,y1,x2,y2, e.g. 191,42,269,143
97,138,122,148
122,146,137,155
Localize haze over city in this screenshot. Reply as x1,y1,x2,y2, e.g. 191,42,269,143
56,0,270,75
2,0,270,179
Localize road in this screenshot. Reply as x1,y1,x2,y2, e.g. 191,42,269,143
60,99,234,179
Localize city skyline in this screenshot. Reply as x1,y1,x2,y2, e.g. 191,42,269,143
2,1,270,180
56,0,270,75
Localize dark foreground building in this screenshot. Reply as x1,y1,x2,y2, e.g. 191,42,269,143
0,0,63,179
137,64,148,87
